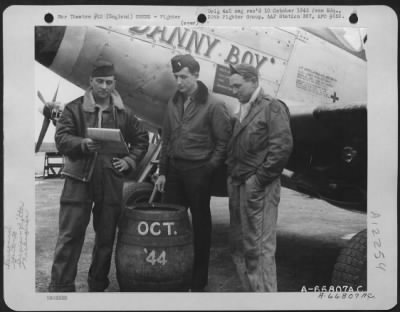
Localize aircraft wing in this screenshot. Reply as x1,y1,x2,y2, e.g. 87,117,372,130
312,102,367,134
281,101,367,211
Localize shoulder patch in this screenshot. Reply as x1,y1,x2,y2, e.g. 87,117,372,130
277,99,291,117
270,100,281,113
262,95,282,112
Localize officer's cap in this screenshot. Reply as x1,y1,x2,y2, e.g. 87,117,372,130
229,63,259,80
91,60,115,77
171,54,200,74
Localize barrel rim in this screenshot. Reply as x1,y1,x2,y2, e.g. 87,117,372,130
117,232,193,246
125,202,187,212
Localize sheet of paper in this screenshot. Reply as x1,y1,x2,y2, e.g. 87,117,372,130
87,128,129,154
87,128,123,142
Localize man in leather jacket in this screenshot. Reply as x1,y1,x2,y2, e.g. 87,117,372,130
155,54,232,291
226,63,293,292
48,61,149,292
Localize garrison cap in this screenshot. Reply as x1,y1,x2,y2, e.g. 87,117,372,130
171,54,200,73
91,60,115,77
229,63,259,79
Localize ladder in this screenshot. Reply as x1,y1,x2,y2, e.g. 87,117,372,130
43,152,64,178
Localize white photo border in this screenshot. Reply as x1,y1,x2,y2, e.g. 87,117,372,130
3,5,398,311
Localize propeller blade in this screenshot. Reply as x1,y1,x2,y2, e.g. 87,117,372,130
37,90,47,106
52,82,60,102
42,105,52,120
35,117,51,153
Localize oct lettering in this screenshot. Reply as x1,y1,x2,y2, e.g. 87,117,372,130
137,221,175,236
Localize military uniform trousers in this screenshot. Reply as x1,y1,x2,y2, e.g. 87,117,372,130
48,157,124,292
163,158,213,290
227,175,280,292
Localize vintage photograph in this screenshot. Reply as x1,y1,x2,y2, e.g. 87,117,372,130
34,25,368,293
3,4,398,310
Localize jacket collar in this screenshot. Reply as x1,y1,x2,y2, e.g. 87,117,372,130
232,87,268,139
82,87,125,112
251,87,270,107
248,85,262,106
172,80,208,105
238,85,261,122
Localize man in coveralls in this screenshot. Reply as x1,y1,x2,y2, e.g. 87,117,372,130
226,64,293,292
48,61,149,292
155,54,231,291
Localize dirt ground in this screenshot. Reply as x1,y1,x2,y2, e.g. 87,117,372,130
35,177,366,292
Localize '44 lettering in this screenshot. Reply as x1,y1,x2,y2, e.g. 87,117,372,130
144,248,167,265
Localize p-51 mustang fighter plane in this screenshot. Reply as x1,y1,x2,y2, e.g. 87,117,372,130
35,25,368,288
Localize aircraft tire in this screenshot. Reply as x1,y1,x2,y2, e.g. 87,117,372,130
122,182,156,206
331,229,367,290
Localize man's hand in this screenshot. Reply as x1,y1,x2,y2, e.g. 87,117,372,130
112,158,130,172
155,175,166,192
82,138,101,152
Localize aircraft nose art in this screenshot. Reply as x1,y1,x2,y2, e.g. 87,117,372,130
35,26,66,67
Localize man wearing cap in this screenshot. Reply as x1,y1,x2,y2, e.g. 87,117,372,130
227,63,293,292
48,61,149,292
155,54,231,291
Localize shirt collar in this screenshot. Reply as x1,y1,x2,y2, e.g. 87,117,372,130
82,87,125,112
238,86,262,122
248,85,261,105
173,81,209,106
180,86,197,104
